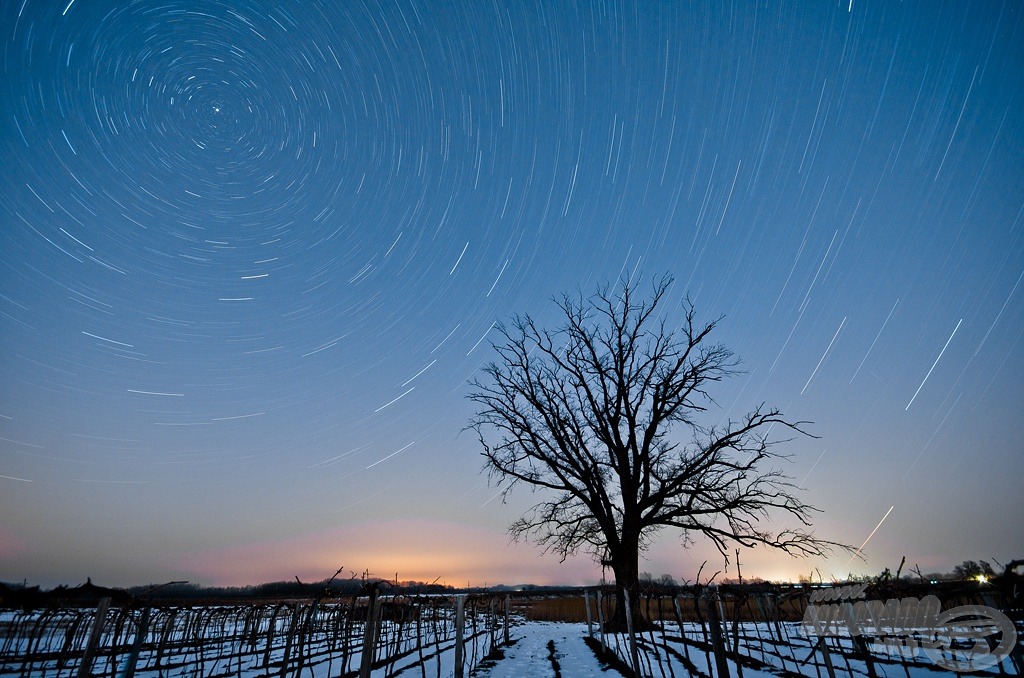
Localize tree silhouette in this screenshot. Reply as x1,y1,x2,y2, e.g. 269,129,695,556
952,560,996,580
469,276,847,627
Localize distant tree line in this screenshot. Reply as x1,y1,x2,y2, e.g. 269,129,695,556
121,577,456,602
638,558,1013,589
0,576,456,609
2,559,1017,610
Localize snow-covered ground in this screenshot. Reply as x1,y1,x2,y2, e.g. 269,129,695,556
2,609,1019,677
472,620,1021,678
470,622,611,677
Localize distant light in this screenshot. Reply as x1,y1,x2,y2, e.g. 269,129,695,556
976,575,989,584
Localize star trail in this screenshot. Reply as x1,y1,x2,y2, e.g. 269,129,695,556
1,0,1022,587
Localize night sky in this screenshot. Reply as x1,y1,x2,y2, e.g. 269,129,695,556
2,0,1022,589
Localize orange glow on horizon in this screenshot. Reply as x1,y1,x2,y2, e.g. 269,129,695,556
174,518,842,589
177,518,602,588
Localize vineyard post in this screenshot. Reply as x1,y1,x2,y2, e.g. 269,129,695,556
118,606,151,678
623,588,640,676
804,636,837,678
302,598,320,671
584,590,593,637
56,612,84,672
1011,632,1024,674
503,595,510,645
453,594,467,678
820,638,838,678
358,589,381,678
76,596,111,678
489,597,497,652
673,595,694,665
837,597,877,678
415,598,426,673
705,590,731,678
263,605,281,668
279,604,301,677
718,595,731,653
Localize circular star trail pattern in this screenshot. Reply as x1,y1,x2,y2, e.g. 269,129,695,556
1,0,1022,585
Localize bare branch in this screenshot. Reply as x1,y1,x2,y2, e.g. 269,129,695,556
467,274,851,616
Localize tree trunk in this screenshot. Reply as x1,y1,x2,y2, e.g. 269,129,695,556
609,536,650,631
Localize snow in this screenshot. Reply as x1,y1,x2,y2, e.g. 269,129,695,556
2,609,1019,677
472,622,611,677
472,621,1021,678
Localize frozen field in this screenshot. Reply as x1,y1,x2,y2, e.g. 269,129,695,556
2,603,1020,677
481,619,1022,678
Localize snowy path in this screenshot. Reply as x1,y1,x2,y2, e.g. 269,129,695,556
474,622,617,677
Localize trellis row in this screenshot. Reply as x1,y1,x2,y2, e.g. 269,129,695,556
581,583,1022,678
0,593,511,678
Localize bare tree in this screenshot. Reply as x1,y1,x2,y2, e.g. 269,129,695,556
469,276,847,627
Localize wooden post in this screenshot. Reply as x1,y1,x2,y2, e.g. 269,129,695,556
843,601,877,678
820,638,838,678
705,590,731,678
853,636,878,678
297,599,319,674
674,595,693,664
358,590,381,678
584,590,594,637
503,595,510,646
279,604,301,676
624,588,641,677
489,597,498,652
260,605,277,669
718,596,731,652
453,594,466,678
77,597,111,678
596,590,605,650
1009,631,1024,676
799,636,839,678
118,606,151,678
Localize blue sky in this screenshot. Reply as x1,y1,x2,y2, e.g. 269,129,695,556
1,0,1022,588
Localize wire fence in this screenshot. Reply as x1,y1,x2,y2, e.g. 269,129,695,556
3,580,1021,677
578,580,1023,677
0,592,510,678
